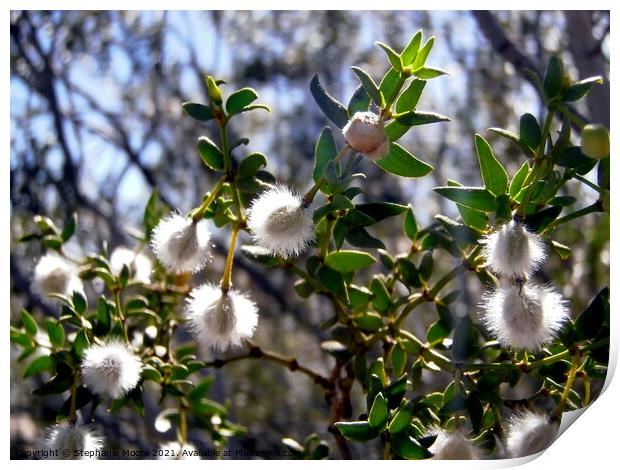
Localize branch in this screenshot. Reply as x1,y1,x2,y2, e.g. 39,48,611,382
203,341,332,389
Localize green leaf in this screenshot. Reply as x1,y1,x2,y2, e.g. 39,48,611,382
335,421,380,442
72,329,90,359
543,55,564,100
313,127,338,183
398,258,422,288
419,252,433,281
391,344,406,377
309,74,349,128
390,433,431,459
394,110,450,126
318,265,348,299
356,202,408,222
346,227,385,249
404,206,418,240
519,113,541,150
191,398,227,416
46,320,65,348
562,76,603,102
414,67,447,79
555,146,597,175
24,355,53,378
401,31,422,65
354,312,383,331
325,250,376,273
411,37,435,70
376,143,433,178
376,42,403,71
395,79,426,114
142,365,163,383
20,309,38,336
61,212,78,242
452,315,478,362
434,187,499,212
524,206,563,233
238,153,267,178
475,134,508,196
370,278,391,312
95,296,111,335
225,87,258,115
369,392,389,430
379,68,402,105
42,235,63,250
509,162,530,198
241,103,271,113
351,67,384,107
347,85,370,117
143,189,161,237
182,102,213,122
389,400,415,435
72,291,87,315
196,136,224,171
575,287,609,341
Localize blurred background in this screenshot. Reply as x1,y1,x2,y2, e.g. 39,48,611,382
10,10,610,459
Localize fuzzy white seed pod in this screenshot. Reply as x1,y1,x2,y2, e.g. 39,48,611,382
150,212,212,274
342,111,390,160
481,281,569,351
44,422,103,459
81,340,142,398
158,441,200,460
428,428,483,460
110,247,153,284
246,186,315,258
185,283,258,351
34,252,84,298
506,411,559,457
481,220,546,279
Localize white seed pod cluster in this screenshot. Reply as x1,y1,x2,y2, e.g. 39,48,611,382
428,428,484,460
158,441,201,460
480,217,569,351
185,283,259,351
481,219,546,280
110,246,153,284
342,111,389,160
34,252,84,299
81,340,142,399
505,410,559,458
150,212,212,274
247,185,315,259
44,422,103,460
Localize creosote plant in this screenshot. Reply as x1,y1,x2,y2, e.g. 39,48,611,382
11,30,610,460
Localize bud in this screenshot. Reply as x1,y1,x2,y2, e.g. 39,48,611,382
428,428,483,459
506,410,559,457
481,281,569,351
185,283,259,351
110,247,152,284
44,422,103,460
581,124,610,160
206,75,222,105
481,219,546,280
150,212,212,274
81,340,142,398
342,111,389,160
247,185,315,258
34,252,84,299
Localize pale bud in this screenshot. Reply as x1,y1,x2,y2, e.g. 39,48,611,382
150,212,212,274
81,340,142,398
247,186,314,258
342,111,389,160
44,422,103,459
34,252,84,299
110,247,152,284
428,428,483,459
506,410,559,457
185,283,258,351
